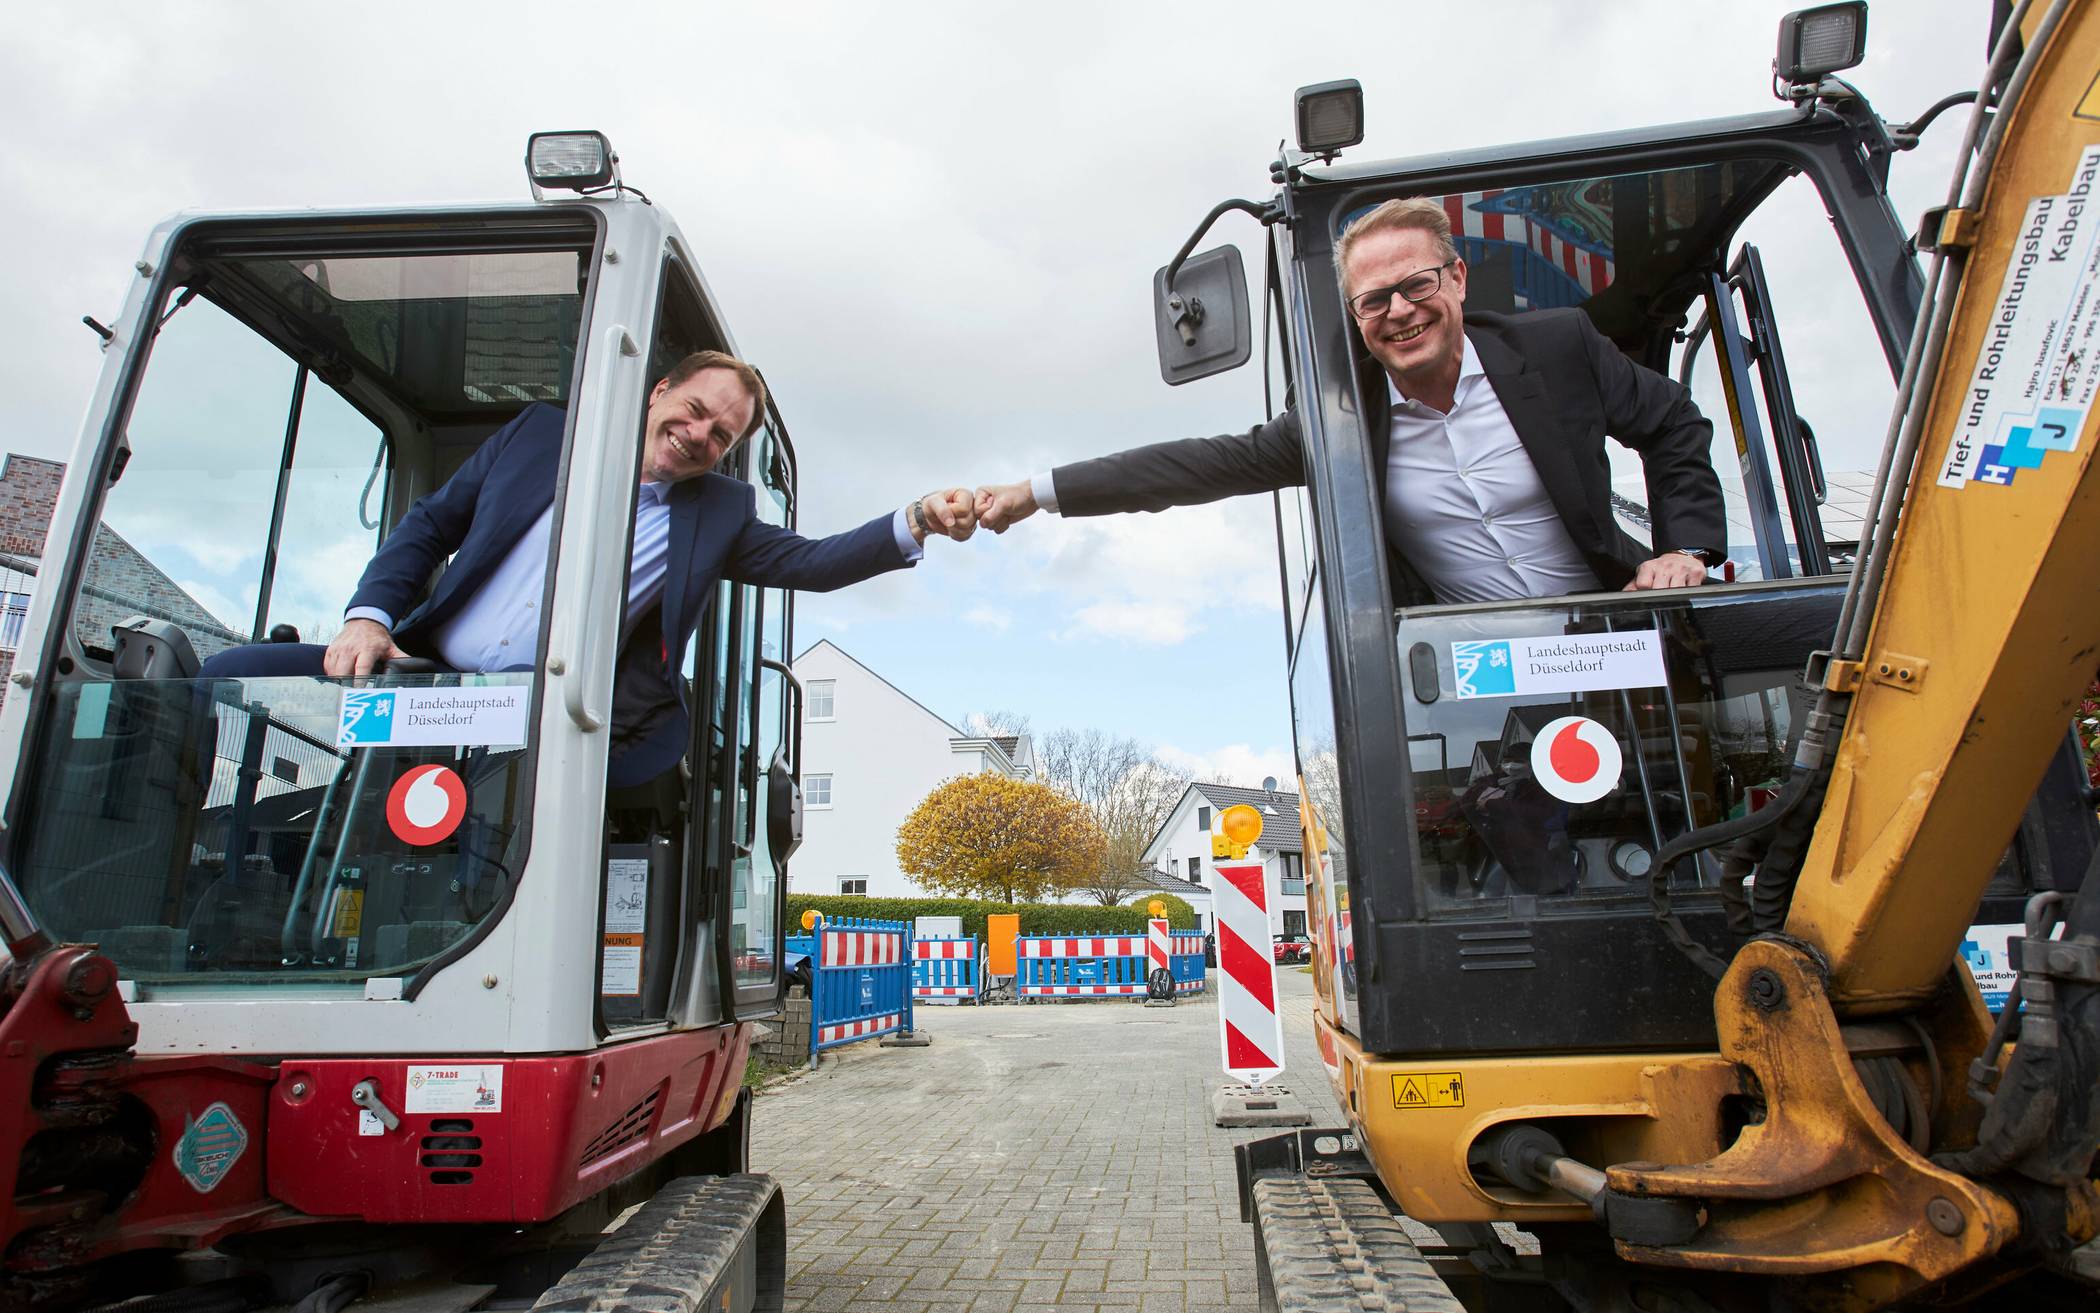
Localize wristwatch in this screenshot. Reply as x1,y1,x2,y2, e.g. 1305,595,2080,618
910,498,931,538
1672,547,1722,565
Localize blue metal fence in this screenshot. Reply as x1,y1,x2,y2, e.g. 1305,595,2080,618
1015,931,1207,1000
913,935,981,1003
806,917,913,1054
1170,931,1207,995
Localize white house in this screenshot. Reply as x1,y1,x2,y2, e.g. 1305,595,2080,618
791,639,1032,898
1135,867,1212,936
1141,781,1307,938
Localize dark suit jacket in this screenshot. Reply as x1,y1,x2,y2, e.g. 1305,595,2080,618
349,403,910,781
1052,309,1726,606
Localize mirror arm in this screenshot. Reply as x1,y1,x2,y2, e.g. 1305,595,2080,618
1162,199,1283,345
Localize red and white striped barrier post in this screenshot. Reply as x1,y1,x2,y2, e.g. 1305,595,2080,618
1213,858,1284,1085
1209,802,1283,1087
1147,917,1171,975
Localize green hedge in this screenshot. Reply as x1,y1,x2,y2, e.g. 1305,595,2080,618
786,893,1196,938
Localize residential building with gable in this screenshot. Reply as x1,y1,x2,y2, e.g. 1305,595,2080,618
0,453,242,704
1142,781,1307,938
791,639,1033,899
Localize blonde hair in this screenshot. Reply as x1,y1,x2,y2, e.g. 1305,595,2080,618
1335,197,1459,278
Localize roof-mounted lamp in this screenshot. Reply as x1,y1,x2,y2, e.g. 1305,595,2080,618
1774,3,1868,92
1293,79,1364,161
526,130,619,199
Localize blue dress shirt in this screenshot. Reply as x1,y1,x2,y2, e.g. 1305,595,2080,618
347,484,920,672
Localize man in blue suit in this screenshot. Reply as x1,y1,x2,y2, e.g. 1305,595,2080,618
203,350,974,783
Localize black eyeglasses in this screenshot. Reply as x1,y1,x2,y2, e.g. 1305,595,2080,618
1348,261,1456,319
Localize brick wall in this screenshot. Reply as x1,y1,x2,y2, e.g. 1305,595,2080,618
756,992,812,1067
0,454,64,557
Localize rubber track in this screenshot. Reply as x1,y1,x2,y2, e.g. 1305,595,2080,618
531,1173,780,1312
1253,1176,1465,1312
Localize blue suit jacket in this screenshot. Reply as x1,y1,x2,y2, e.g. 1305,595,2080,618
349,404,910,780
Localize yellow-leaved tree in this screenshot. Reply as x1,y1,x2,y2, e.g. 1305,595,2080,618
895,774,1107,904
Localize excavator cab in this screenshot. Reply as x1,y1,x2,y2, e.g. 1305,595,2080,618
0,135,795,1308
1161,4,2100,1308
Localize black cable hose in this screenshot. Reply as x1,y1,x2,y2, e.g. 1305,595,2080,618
1648,765,1822,979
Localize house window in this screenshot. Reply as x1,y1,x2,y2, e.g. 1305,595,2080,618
0,592,28,651
1187,856,1200,881
839,877,867,896
805,774,833,807
1197,805,1211,831
1283,910,1307,936
808,680,836,720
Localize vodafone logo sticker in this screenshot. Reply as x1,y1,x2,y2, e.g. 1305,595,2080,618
387,765,467,845
1529,717,1622,804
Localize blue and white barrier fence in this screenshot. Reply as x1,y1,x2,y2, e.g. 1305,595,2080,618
913,935,981,1003
1016,931,1207,999
806,917,913,1053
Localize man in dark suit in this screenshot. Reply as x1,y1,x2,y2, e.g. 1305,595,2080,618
974,198,1726,605
203,350,975,783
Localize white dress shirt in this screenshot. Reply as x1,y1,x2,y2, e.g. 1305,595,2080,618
1032,339,1598,603
347,487,919,671
1382,338,1598,603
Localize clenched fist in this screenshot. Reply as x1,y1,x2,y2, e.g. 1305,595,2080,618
974,481,1038,533
910,489,978,544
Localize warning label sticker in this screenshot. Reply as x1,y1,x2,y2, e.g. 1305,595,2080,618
601,858,648,997
1938,145,2100,489
1392,1071,1465,1109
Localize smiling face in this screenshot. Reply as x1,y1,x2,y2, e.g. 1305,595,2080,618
640,367,758,483
1341,225,1468,396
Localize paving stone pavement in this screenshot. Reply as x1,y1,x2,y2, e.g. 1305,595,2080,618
751,968,1339,1313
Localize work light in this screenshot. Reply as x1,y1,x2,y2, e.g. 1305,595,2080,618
1294,80,1364,158
526,131,617,192
1775,3,1867,84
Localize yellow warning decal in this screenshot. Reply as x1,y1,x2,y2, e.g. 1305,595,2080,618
2077,67,2100,121
1392,1071,1465,1109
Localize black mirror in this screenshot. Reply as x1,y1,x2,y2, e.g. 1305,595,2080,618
1153,245,1251,387
766,746,802,865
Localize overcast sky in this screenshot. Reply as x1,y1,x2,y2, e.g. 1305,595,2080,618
3,0,1994,786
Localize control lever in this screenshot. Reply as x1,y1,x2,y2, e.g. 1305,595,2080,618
350,1078,402,1132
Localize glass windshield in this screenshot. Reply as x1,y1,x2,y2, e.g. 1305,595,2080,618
14,220,594,985
1395,582,1839,918
16,671,531,982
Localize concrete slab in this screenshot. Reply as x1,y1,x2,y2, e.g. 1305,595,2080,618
877,1030,933,1047
753,970,1381,1311
1211,1083,1313,1127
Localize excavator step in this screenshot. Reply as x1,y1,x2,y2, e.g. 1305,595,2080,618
529,1174,784,1313
1252,1176,1465,1313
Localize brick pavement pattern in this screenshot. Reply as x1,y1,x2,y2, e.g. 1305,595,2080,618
751,968,1340,1313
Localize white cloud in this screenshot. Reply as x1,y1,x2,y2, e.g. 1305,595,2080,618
964,605,1012,632
1157,742,1295,790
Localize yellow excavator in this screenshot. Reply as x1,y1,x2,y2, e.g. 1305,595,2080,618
1147,1,2100,1307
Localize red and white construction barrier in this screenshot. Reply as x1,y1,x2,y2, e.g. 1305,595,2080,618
823,927,902,966
1213,861,1285,1086
818,1012,902,1046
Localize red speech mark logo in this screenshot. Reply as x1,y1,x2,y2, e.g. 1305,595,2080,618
386,765,467,846
1529,716,1622,804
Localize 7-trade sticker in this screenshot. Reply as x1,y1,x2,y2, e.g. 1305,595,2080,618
1393,1071,1465,1109
1530,716,1623,805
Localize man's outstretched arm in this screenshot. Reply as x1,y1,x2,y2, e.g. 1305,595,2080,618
727,488,977,592
977,413,1306,533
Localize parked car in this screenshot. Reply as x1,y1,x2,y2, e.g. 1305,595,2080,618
1272,933,1312,964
